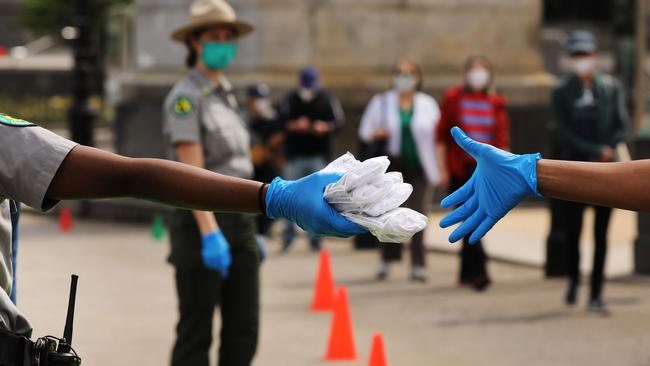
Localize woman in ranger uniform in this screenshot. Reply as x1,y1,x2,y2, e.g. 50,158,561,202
163,1,260,365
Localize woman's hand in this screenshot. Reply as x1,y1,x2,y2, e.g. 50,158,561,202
438,169,450,190
372,128,390,141
287,117,311,133
312,120,332,136
599,146,615,162
201,230,232,278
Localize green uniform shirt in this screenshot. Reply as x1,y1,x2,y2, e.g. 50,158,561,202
399,108,420,170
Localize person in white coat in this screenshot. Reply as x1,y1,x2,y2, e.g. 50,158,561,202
358,58,444,282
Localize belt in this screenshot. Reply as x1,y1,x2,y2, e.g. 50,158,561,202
0,330,32,366
0,332,81,366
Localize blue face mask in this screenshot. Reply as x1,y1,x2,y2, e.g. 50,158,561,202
201,42,237,70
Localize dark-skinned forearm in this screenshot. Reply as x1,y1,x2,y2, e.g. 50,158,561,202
47,145,267,213
537,159,650,211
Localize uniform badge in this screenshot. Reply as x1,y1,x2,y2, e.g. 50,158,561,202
0,113,35,127
171,96,194,118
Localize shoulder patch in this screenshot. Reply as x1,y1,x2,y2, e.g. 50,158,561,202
171,95,195,118
0,113,35,127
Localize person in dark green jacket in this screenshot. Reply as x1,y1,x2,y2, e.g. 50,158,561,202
549,30,629,314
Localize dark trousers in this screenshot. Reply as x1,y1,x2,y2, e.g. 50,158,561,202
451,167,488,282
380,169,430,267
560,200,612,300
169,211,260,366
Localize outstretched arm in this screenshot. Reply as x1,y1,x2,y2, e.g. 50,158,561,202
47,145,263,212
47,144,366,238
439,127,648,244
537,159,650,212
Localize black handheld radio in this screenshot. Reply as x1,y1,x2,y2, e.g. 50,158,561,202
32,274,82,366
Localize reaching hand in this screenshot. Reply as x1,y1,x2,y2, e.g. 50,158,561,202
265,172,367,238
201,230,232,278
312,120,332,136
439,127,542,244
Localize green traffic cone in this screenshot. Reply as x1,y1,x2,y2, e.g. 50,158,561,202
151,215,165,241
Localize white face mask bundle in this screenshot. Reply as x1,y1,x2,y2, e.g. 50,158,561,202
321,152,429,243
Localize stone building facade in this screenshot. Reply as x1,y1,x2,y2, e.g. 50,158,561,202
117,0,553,158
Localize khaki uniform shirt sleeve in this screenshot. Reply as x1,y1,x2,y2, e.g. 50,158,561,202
0,125,77,210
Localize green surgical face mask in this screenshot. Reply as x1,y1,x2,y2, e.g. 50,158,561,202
201,42,237,70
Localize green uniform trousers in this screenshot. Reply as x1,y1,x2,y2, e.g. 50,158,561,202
169,210,260,366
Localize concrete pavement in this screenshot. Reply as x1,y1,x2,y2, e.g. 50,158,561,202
428,206,637,277
14,210,650,366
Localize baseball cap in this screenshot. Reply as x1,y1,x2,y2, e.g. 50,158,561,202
566,30,597,54
299,66,320,89
246,83,270,98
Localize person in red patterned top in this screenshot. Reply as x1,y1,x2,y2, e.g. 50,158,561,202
436,55,511,291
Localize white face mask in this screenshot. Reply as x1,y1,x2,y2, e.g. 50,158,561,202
467,67,491,91
298,88,316,102
571,57,596,77
255,98,276,119
393,74,417,93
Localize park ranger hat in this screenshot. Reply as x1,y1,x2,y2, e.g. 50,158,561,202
171,0,254,43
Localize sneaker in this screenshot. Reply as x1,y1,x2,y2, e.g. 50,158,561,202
376,262,389,281
587,298,610,316
565,281,578,306
410,266,428,283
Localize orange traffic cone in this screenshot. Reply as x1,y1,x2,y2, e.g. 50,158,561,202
324,286,357,361
311,249,335,311
58,206,73,232
368,333,387,366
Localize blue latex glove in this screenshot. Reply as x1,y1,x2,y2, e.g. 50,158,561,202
439,127,542,244
265,172,367,238
201,230,232,278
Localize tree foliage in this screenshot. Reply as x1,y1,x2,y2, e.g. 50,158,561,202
21,0,131,35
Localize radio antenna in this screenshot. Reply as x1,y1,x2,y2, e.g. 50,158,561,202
60,274,79,352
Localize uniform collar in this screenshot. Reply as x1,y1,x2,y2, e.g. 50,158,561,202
189,68,234,95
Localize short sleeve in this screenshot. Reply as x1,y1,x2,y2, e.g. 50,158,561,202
163,89,201,145
0,124,77,211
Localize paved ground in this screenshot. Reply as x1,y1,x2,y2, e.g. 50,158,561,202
14,210,650,366
427,206,637,276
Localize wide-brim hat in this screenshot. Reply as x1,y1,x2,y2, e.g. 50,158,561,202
171,0,254,43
